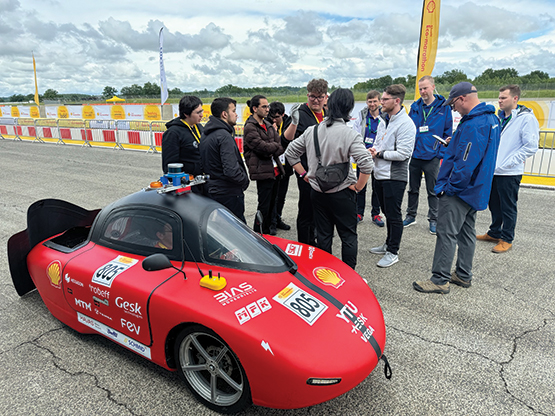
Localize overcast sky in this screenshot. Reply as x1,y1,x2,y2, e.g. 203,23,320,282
1,0,554,96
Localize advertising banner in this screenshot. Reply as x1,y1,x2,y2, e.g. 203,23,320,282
414,0,440,100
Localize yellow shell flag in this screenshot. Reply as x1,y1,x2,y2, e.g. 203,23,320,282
414,0,441,100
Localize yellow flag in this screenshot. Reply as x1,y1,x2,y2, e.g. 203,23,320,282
414,0,441,100
33,52,40,105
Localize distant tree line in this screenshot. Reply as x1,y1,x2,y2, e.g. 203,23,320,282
2,68,554,103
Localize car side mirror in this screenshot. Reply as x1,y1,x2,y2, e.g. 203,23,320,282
142,253,173,271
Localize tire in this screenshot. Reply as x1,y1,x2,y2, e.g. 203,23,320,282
174,325,251,414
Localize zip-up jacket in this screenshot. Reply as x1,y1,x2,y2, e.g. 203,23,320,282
291,103,324,171
495,105,539,176
409,94,453,160
161,118,204,175
435,102,500,211
243,115,285,181
199,116,249,196
351,107,381,149
372,108,416,182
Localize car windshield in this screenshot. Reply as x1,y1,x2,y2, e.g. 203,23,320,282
203,208,286,269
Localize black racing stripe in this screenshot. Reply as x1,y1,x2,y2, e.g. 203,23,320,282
293,271,383,360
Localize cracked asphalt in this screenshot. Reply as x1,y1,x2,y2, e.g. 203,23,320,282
1,139,554,416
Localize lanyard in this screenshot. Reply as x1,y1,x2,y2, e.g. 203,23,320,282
422,106,434,124
310,108,324,124
501,114,512,131
183,121,201,143
278,121,283,135
366,113,380,136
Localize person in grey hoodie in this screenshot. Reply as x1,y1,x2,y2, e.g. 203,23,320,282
285,88,373,270
368,84,416,268
476,84,539,253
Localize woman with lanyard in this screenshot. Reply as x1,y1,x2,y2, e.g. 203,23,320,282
243,95,285,234
161,95,206,194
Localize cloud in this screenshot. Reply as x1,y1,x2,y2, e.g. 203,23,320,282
192,60,244,76
327,20,370,40
274,11,324,47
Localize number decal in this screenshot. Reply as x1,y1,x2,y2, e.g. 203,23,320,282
273,283,328,325
92,256,138,287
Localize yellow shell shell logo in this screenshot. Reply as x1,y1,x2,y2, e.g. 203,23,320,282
47,261,62,288
313,267,344,289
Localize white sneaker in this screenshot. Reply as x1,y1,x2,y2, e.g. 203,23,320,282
370,243,387,255
377,251,399,268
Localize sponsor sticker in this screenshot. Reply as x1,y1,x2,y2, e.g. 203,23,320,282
92,256,138,288
285,243,302,257
64,273,84,287
336,301,375,344
77,312,151,359
214,282,256,306
273,283,327,326
308,247,315,259
234,297,272,325
46,260,62,289
313,267,345,289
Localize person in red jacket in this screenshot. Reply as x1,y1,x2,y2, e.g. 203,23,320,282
243,95,285,234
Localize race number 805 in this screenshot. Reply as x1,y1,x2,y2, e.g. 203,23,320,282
273,283,328,325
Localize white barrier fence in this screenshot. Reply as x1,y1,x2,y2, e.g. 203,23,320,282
0,116,553,178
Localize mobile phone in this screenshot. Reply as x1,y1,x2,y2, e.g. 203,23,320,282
433,134,448,146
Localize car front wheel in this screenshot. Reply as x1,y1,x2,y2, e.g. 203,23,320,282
174,325,251,414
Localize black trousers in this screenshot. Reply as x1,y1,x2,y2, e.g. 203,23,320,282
407,157,440,222
374,179,406,255
487,175,522,244
209,193,246,223
254,178,279,234
296,176,316,246
311,187,358,269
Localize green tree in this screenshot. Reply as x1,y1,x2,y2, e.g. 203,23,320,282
435,69,469,85
43,88,59,100
143,82,161,96
102,86,118,99
120,84,144,96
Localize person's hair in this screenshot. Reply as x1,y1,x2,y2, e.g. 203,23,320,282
268,101,285,118
366,90,381,100
419,75,435,85
384,84,406,104
500,84,521,100
307,78,328,95
325,88,354,127
179,96,203,119
211,97,237,118
246,95,266,114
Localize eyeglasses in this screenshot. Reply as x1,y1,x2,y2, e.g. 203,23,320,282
380,97,396,102
449,97,461,108
308,94,326,101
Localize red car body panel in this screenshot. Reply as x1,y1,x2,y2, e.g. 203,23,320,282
13,190,387,410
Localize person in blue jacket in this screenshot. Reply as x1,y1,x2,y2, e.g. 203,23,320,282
413,82,500,294
404,76,452,234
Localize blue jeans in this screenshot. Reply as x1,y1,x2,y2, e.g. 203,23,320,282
487,175,522,244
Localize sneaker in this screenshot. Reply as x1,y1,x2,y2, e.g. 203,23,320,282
429,221,437,235
372,215,385,227
476,233,500,243
276,219,291,230
413,279,450,294
492,240,512,253
450,271,471,288
370,243,387,255
403,216,417,227
377,251,399,268
357,214,364,223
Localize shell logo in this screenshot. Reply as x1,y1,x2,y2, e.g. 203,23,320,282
57,106,69,119
313,267,344,289
47,260,62,288
82,106,95,119
426,0,436,13
117,255,134,265
277,286,293,299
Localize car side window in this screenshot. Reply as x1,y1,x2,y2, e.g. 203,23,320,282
99,208,181,260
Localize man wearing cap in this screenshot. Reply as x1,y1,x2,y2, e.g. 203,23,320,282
476,84,538,253
404,76,453,234
413,82,500,294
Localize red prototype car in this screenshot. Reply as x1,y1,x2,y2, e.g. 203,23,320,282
8,176,390,413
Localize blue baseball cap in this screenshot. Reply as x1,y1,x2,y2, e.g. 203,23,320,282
443,82,478,106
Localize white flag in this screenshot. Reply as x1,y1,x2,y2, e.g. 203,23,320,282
159,27,168,105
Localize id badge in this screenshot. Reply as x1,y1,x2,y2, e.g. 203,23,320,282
279,154,286,165
419,126,429,133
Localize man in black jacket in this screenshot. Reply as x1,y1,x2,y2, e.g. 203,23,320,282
200,98,250,222
283,78,328,245
162,95,205,194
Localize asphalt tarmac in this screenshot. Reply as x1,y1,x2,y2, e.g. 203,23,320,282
1,140,554,416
